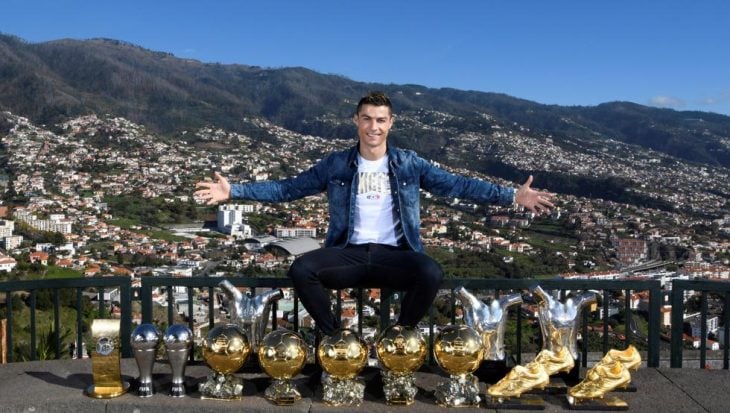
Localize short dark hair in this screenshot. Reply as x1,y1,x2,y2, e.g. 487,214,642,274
356,91,392,116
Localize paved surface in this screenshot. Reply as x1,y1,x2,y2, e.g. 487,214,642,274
0,358,728,412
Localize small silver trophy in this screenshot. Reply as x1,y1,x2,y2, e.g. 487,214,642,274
456,286,523,361
163,324,193,397
130,324,162,397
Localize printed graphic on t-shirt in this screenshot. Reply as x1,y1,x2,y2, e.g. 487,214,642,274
357,171,391,196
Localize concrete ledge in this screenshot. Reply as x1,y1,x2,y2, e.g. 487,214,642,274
0,359,727,412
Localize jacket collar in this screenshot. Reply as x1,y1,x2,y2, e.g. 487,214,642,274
348,143,401,169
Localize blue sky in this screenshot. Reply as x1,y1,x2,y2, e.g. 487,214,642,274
2,0,729,115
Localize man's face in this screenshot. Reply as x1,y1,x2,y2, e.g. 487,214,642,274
353,104,393,152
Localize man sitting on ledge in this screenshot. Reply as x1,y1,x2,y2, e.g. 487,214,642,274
195,91,555,336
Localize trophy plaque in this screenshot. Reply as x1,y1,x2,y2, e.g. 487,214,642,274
317,329,368,406
85,319,130,398
258,329,307,405
433,324,484,408
130,323,162,397
199,323,251,400
375,325,427,405
163,324,193,398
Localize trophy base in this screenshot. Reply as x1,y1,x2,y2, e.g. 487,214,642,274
322,375,365,406
609,383,637,393
536,376,571,395
435,373,481,408
199,372,244,401
566,395,629,410
169,382,187,398
485,394,546,410
476,358,511,384
264,379,302,405
85,381,130,399
381,370,418,406
136,381,154,398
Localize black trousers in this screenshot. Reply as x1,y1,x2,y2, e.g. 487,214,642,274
287,243,444,335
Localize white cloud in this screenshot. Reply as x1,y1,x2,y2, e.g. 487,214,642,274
698,90,730,106
649,95,685,109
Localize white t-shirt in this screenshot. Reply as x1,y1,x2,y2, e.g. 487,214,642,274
350,154,402,246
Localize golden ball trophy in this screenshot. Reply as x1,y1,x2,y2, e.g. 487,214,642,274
199,323,251,400
163,324,193,397
85,319,130,398
433,324,484,407
130,323,162,397
317,329,368,406
258,329,308,405
375,325,427,405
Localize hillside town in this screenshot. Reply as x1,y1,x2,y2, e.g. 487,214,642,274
1,110,729,350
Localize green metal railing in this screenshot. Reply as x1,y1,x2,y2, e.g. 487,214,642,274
670,279,730,369
136,277,662,368
6,275,729,370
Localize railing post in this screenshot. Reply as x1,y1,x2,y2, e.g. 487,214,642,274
700,292,708,368
602,290,610,354
724,291,729,370
670,280,685,368
53,289,61,360
648,283,662,367
1,319,7,364
30,290,37,361
380,289,391,330
76,288,83,360
6,289,12,363
356,288,363,336
120,278,132,358
140,280,152,324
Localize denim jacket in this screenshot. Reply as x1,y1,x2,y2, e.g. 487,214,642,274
230,145,515,252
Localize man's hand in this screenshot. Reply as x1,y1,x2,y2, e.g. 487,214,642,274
515,175,555,214
194,172,231,205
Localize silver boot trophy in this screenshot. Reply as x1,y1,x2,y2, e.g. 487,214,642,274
218,279,283,350
531,285,597,360
456,286,523,361
163,324,193,397
130,323,162,397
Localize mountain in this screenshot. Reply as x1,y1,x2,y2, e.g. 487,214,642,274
2,33,730,169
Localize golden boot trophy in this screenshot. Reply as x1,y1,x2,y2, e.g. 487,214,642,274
529,347,575,376
567,360,631,409
376,325,427,405
486,362,549,401
598,345,642,372
85,319,130,398
565,345,641,409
